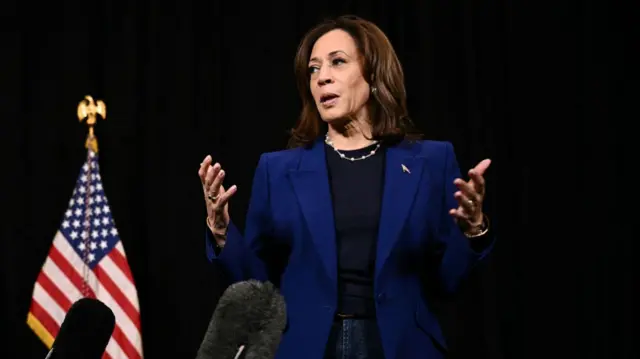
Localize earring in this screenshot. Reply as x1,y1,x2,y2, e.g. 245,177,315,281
371,87,377,94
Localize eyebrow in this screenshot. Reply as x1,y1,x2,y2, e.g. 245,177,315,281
309,50,349,63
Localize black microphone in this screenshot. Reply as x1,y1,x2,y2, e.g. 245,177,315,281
195,280,287,359
45,297,116,359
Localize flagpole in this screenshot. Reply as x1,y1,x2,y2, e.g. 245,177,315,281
28,94,143,356
77,95,106,153
77,95,107,297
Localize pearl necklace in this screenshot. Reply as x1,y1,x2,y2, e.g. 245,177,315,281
324,134,381,162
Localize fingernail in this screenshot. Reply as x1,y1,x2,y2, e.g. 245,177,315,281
219,170,224,177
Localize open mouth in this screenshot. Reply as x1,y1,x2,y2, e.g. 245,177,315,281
320,93,339,104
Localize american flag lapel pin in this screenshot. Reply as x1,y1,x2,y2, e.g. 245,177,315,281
234,345,245,359
401,164,410,174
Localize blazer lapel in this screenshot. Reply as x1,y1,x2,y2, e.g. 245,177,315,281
287,140,337,283
375,143,426,280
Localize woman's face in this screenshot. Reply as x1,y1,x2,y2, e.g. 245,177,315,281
308,29,371,123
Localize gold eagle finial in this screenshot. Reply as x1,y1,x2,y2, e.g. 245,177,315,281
77,95,106,153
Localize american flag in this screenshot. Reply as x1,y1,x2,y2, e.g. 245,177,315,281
26,149,143,359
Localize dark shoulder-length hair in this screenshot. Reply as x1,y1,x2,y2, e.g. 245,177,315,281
288,15,422,148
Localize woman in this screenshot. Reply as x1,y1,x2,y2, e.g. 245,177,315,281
198,15,494,359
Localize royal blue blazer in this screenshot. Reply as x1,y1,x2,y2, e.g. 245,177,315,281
206,138,495,359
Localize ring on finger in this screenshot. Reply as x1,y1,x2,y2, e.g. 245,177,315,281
214,219,226,230
467,199,475,209
208,193,219,201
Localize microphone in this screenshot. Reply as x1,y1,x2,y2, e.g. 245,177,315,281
196,280,287,359
45,297,115,359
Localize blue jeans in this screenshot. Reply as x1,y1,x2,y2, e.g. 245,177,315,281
324,319,385,359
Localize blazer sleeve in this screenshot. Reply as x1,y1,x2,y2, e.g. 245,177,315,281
435,142,495,294
205,154,272,283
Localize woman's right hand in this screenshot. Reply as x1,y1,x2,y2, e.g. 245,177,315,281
198,155,237,243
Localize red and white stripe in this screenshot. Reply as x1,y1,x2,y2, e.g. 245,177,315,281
28,231,143,359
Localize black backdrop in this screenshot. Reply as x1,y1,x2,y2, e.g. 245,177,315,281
1,1,633,358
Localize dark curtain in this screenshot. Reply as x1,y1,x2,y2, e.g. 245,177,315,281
1,0,633,358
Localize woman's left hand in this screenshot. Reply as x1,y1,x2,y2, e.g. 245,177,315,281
449,159,491,234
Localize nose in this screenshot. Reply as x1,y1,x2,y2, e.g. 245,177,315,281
316,66,333,86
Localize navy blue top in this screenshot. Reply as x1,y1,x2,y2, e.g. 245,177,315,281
208,140,492,320
324,142,385,318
